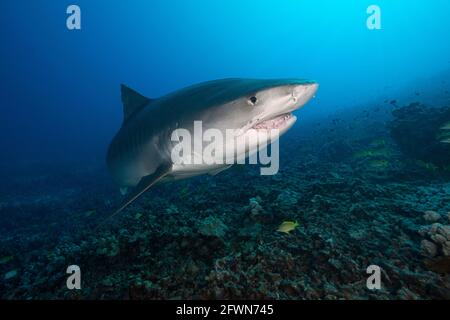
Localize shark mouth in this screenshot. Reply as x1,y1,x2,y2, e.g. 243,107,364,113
252,113,294,130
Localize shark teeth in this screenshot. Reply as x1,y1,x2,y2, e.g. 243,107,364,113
252,113,293,130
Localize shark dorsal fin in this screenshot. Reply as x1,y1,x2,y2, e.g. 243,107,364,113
120,84,153,121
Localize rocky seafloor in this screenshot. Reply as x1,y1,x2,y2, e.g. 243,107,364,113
0,102,449,300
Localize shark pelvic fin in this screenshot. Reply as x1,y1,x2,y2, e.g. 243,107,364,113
120,84,153,122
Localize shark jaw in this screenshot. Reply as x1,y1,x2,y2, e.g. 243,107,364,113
234,113,297,138
252,113,296,130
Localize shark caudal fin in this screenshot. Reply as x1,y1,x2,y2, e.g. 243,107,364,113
120,84,154,122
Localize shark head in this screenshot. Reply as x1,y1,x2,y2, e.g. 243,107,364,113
165,78,319,167
215,79,318,162
178,78,317,133
186,79,318,150
221,79,319,136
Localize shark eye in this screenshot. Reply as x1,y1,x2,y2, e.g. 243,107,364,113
248,96,258,105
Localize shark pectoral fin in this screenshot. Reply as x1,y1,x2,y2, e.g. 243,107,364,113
208,165,233,176
98,163,172,227
115,163,172,214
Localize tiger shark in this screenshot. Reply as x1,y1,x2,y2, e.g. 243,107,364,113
107,78,318,214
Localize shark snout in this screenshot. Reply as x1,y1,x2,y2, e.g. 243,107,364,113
292,83,318,102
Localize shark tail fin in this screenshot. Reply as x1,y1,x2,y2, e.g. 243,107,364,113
120,84,154,122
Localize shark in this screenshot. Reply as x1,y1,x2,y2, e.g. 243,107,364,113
107,78,318,215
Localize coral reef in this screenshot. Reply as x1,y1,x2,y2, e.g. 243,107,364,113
419,222,450,258
389,103,450,166
198,216,228,240
418,215,450,275
0,101,450,300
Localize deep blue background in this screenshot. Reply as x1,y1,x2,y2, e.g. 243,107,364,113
1,0,449,166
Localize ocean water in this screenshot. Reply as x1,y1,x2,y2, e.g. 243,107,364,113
0,0,449,299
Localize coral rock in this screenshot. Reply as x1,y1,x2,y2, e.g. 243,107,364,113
198,216,228,239
423,211,441,223
431,234,447,245
443,241,450,256
421,240,438,257
248,197,263,217
433,224,450,241
276,190,300,209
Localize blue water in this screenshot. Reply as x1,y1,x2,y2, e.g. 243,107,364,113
1,0,449,164
0,1,450,299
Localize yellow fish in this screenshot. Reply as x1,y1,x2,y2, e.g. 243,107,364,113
277,220,299,234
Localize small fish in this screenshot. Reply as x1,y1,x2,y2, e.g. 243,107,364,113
369,159,389,169
84,210,96,217
416,160,439,171
329,172,341,179
4,270,18,280
441,138,450,144
277,220,299,234
353,150,374,158
0,256,13,265
135,212,142,219
354,148,391,159
370,139,386,147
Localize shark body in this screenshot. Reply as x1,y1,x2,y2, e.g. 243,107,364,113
107,78,318,214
